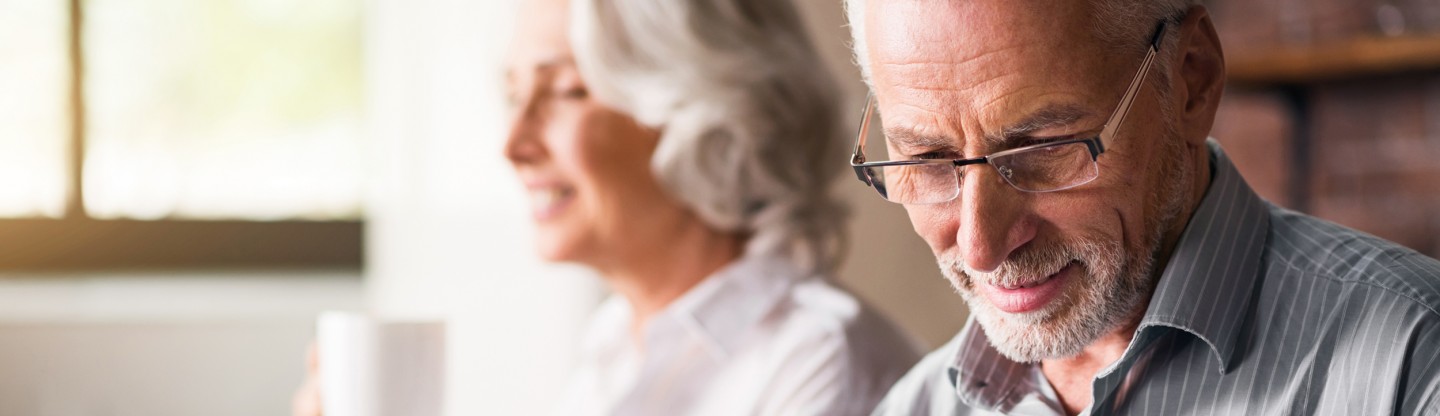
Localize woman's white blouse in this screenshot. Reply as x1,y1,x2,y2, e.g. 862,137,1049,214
554,253,921,416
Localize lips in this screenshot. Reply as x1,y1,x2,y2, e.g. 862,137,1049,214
979,262,1078,314
524,184,575,221
997,278,1051,290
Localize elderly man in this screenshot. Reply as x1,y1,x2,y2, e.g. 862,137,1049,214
845,1,1440,415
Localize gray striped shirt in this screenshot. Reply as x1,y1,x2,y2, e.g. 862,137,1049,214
873,140,1440,415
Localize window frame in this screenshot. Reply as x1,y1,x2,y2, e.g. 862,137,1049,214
0,0,362,272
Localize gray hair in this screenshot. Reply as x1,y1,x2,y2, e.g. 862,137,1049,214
844,0,1199,88
569,0,849,274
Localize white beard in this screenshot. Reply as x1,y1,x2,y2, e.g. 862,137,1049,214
939,234,1149,362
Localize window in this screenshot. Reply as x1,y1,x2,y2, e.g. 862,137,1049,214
0,0,68,218
0,0,362,270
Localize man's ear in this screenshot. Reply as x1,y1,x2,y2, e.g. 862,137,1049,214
1173,5,1226,147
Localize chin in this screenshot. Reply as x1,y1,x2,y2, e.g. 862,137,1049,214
534,246,567,263
533,239,579,263
532,229,599,266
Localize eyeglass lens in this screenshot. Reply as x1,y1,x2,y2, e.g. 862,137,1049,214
867,141,1099,204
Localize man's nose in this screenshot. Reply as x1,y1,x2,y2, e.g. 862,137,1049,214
956,167,1035,273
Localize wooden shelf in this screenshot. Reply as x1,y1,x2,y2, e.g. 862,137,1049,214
1226,35,1440,86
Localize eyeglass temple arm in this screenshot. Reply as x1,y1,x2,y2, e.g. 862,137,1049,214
852,94,875,165
851,95,877,183
1099,21,1167,143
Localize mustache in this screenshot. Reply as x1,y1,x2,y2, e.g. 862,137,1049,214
943,239,1116,290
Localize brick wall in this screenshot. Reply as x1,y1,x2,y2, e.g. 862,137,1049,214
1207,0,1440,259
1309,76,1440,257
1209,0,1440,45
1210,91,1293,207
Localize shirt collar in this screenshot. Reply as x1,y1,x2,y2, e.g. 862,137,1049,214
945,140,1271,410
1138,139,1270,375
663,253,803,359
580,252,806,363
947,320,1041,412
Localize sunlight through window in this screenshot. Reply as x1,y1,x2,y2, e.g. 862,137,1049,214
0,0,69,218
83,0,363,220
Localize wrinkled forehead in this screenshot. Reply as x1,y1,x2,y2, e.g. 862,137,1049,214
865,0,1113,102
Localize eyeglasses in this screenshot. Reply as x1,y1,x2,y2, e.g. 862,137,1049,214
850,21,1168,205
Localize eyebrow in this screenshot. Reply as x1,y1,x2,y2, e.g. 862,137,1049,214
502,56,573,87
883,127,958,151
987,104,1094,147
883,103,1095,152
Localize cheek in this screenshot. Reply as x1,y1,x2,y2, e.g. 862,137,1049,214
550,107,641,180
572,112,659,200
523,112,610,260
1098,94,1173,190
1088,144,1170,241
1098,146,1144,190
563,117,624,211
1032,180,1134,252
905,204,961,255
563,109,668,238
539,110,590,172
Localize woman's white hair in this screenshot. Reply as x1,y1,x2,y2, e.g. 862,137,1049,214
844,0,1200,87
569,0,849,274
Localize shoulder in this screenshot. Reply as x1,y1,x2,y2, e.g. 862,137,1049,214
747,277,923,415
1266,205,1440,317
760,277,921,377
574,295,630,356
871,332,964,416
1262,207,1440,412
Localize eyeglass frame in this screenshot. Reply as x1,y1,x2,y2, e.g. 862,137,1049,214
850,20,1169,204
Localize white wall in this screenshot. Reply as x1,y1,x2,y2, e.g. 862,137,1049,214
0,321,310,416
0,272,363,416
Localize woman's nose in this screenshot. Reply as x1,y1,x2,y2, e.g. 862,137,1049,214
503,99,545,164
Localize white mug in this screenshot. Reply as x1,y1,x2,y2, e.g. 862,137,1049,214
317,311,445,416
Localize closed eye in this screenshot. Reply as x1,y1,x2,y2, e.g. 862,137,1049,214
1013,136,1073,150
556,86,589,100
910,150,958,160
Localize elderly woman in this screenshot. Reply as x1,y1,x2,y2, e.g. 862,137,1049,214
296,0,918,414
507,0,919,414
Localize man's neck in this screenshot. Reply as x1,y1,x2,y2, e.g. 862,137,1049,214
1039,303,1148,415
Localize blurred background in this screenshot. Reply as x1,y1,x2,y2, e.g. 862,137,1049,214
0,0,1436,415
